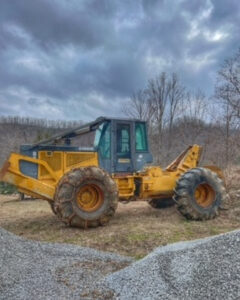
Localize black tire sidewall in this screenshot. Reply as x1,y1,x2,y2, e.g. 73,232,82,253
54,166,118,226
186,171,222,214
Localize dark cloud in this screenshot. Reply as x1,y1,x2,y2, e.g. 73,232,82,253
0,0,239,121
0,0,115,49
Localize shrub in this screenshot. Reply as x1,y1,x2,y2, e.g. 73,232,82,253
0,182,17,194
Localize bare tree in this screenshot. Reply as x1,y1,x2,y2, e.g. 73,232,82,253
184,90,207,121
166,73,185,152
146,72,187,162
215,48,240,117
122,72,186,163
215,48,240,166
122,89,154,121
145,73,171,162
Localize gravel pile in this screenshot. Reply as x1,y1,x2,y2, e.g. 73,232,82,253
0,228,133,299
103,230,240,299
1,228,240,299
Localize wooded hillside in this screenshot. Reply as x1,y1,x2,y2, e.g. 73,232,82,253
0,114,239,169
0,117,82,165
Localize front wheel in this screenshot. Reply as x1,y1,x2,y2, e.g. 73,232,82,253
174,167,226,220
54,166,118,228
48,201,57,215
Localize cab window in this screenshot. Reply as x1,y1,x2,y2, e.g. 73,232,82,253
135,122,147,152
94,122,111,159
117,124,131,158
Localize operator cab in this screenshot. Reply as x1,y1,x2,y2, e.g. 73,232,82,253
94,118,153,173
20,117,153,175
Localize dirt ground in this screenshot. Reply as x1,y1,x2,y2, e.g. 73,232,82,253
0,191,240,259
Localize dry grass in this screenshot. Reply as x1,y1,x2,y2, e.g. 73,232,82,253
1,192,240,259
224,166,240,190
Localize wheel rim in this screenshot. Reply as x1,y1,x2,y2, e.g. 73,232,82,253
76,184,104,212
194,183,216,208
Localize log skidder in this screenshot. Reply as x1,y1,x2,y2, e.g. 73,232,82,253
54,166,118,228
174,167,226,220
0,116,226,229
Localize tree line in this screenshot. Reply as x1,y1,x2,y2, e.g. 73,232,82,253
123,48,240,168
0,116,82,129
0,116,83,166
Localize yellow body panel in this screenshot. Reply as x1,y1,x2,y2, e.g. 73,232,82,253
0,151,98,200
113,176,135,198
0,145,204,201
115,144,202,199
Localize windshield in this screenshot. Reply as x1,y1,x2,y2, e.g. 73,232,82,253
94,124,103,148
94,121,111,159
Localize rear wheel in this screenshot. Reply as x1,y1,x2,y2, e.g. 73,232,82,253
148,197,175,209
54,166,118,228
174,167,226,220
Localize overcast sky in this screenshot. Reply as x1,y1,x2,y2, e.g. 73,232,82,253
0,0,239,121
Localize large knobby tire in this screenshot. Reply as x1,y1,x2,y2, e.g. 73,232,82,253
54,166,118,228
48,201,57,215
148,198,175,209
174,167,226,220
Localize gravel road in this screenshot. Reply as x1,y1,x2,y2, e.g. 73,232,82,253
1,227,240,299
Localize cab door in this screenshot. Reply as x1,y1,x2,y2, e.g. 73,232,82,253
113,121,134,173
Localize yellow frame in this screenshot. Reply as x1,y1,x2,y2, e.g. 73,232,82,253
0,145,217,202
